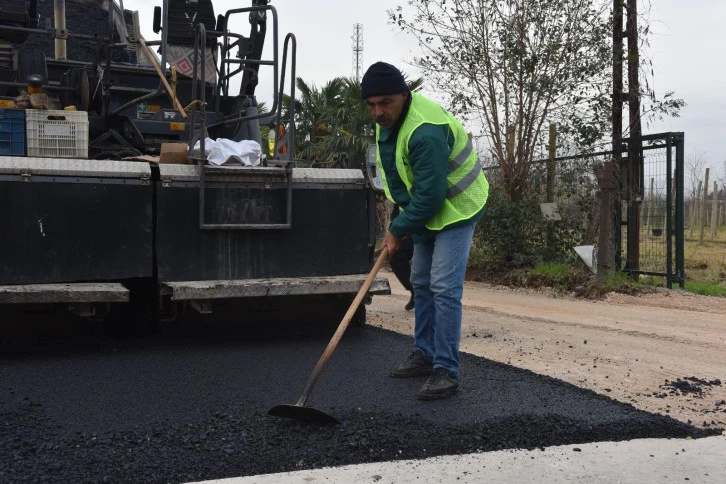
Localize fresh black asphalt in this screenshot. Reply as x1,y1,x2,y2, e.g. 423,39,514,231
1,315,720,483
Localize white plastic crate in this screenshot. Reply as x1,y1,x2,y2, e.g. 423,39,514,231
25,110,89,159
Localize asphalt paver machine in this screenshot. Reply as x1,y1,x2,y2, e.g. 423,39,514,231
0,0,389,327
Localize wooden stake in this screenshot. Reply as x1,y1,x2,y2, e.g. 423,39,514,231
689,180,701,237
711,181,718,239
699,168,709,245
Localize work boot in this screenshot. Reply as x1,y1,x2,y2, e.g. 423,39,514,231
416,368,459,400
390,349,433,378
404,292,415,311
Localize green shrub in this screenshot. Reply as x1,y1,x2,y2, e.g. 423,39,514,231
470,186,583,270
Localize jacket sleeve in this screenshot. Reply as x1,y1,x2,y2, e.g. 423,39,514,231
389,124,451,238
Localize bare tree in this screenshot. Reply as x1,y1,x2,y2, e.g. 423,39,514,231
686,150,709,203
391,0,683,202
391,0,611,201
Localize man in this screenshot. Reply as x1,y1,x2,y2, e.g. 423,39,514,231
361,62,489,401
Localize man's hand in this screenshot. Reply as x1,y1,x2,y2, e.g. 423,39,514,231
382,231,401,255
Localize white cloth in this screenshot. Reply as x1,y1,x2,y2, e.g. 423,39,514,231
194,138,262,166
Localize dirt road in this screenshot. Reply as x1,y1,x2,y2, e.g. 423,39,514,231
370,271,726,430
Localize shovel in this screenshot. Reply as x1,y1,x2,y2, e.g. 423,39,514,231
268,247,389,424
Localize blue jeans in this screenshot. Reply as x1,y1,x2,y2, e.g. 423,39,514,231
410,221,476,378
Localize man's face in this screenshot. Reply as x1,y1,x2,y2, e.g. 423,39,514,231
365,92,409,129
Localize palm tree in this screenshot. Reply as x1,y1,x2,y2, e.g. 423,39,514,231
319,76,425,169
286,74,424,167
287,77,345,161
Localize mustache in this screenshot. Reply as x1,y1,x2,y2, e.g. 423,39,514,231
375,115,390,123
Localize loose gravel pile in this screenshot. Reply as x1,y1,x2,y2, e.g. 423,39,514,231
660,377,723,397
1,321,721,483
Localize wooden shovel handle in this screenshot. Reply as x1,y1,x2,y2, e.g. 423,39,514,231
295,247,389,406
138,37,187,119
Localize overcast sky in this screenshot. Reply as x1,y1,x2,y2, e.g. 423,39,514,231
123,0,725,179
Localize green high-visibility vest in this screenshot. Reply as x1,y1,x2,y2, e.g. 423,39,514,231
376,92,489,231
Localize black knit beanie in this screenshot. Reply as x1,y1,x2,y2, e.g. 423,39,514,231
360,62,409,99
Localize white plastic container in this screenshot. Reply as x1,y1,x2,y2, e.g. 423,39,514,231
25,109,89,159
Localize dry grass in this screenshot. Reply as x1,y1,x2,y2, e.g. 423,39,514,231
684,226,726,285
628,225,725,289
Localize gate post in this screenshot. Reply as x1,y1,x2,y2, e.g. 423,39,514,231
675,133,685,288
597,162,618,280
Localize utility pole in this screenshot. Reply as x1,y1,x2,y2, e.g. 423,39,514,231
599,0,624,280
352,23,364,83
625,0,643,275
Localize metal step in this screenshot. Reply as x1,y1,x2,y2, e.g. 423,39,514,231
0,283,129,304
161,275,391,301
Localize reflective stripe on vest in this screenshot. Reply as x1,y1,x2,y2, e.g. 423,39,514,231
448,138,474,173
447,138,482,198
449,160,482,198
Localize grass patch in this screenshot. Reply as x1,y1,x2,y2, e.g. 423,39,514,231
684,227,726,288
602,270,646,294
684,281,726,297
528,263,576,292
469,262,657,299
638,275,667,288
467,261,592,294
571,270,660,299
465,225,726,299
683,230,726,297
531,262,570,278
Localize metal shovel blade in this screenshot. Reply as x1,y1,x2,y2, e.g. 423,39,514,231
268,404,340,425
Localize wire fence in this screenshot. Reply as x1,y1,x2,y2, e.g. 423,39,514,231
482,132,684,286
632,143,674,274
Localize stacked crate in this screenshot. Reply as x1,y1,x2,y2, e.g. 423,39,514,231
25,110,89,158
0,109,26,156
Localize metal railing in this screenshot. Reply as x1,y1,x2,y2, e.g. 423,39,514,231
188,5,297,230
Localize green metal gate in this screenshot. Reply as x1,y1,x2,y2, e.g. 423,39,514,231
619,132,684,288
